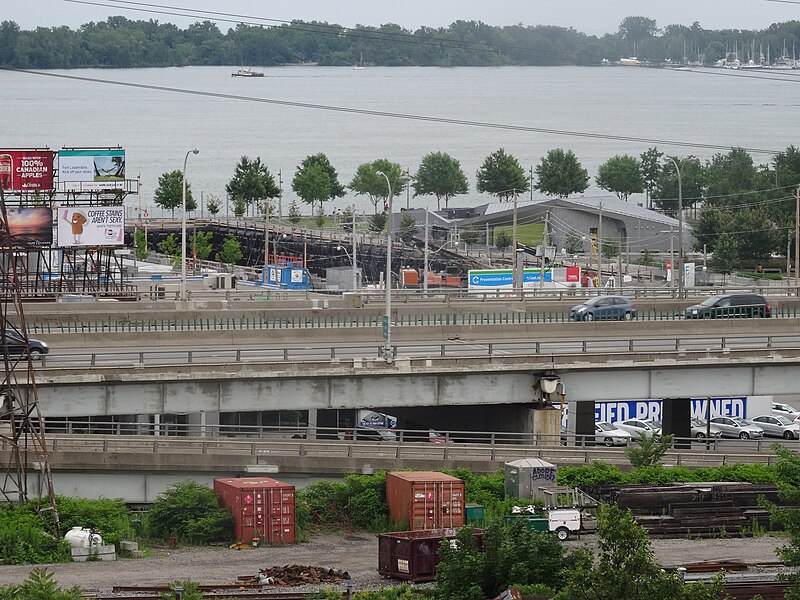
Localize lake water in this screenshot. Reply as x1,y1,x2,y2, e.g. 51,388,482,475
3,65,798,216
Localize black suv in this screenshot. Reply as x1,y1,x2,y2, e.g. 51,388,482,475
683,293,771,319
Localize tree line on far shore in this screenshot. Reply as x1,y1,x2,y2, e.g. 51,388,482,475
1,15,800,69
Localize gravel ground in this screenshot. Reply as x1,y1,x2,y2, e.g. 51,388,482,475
0,533,789,594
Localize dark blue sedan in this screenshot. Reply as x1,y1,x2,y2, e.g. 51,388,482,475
569,295,636,321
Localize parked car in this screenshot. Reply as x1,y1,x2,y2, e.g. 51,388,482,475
683,293,770,319
612,418,659,439
426,430,453,444
594,421,632,446
569,295,636,321
644,419,663,441
750,415,800,439
709,416,764,439
690,418,723,439
1,332,48,358
772,402,800,421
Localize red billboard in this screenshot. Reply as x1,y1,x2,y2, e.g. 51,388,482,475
0,150,55,191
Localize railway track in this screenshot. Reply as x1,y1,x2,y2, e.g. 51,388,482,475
87,589,338,600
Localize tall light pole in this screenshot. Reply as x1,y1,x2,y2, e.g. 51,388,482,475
665,156,684,298
181,148,199,302
377,170,410,363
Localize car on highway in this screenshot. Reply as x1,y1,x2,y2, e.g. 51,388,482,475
612,418,659,439
426,430,453,444
683,293,771,319
750,415,800,439
709,416,764,439
690,418,723,439
772,402,800,421
569,295,636,321
594,421,632,446
353,427,397,442
1,332,48,358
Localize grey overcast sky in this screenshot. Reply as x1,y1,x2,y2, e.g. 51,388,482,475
4,0,797,35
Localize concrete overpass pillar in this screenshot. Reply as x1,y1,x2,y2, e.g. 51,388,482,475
187,411,219,437
306,408,318,440
662,398,691,448
567,400,595,445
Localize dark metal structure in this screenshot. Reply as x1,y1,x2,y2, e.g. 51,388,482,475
0,187,60,536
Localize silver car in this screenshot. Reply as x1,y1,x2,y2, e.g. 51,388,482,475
772,403,800,422
690,418,723,439
750,415,800,440
709,416,764,440
594,421,632,446
613,418,659,439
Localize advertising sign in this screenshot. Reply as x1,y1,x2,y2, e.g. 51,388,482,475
58,149,125,191
468,267,581,291
57,207,124,247
0,208,53,247
0,150,55,191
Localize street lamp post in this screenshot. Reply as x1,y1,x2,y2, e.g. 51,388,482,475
181,148,199,302
376,170,410,363
665,156,684,298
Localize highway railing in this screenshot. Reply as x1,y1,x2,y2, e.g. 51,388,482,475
26,306,800,336
31,334,800,368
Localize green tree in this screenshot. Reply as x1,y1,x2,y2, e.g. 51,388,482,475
476,148,528,202
461,228,482,247
640,147,663,209
339,205,355,233
153,170,197,216
349,160,406,213
412,151,469,210
205,194,220,216
158,233,180,262
652,156,705,214
763,445,800,599
288,200,302,225
624,434,675,468
225,156,281,215
368,212,387,232
215,233,243,267
710,233,738,275
232,196,247,217
134,229,149,260
565,233,584,254
147,480,233,545
596,155,645,201
534,148,589,198
555,505,726,600
494,229,513,256
314,204,326,229
398,213,419,243
292,153,345,212
733,206,776,263
190,230,214,261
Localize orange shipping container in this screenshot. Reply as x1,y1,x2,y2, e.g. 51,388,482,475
213,477,295,544
386,471,465,530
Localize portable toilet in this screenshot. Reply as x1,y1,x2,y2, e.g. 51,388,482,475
504,458,557,501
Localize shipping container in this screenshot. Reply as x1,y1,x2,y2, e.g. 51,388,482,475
386,471,465,530
377,528,484,582
213,477,295,544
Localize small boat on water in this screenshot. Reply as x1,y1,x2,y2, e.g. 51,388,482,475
353,51,366,70
232,67,264,78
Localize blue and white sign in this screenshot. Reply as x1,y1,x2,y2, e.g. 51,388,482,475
468,269,552,290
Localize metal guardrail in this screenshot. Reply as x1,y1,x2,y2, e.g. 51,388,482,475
26,307,800,335
32,334,800,368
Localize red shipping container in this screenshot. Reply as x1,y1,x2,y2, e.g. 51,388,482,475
213,477,295,544
386,472,465,530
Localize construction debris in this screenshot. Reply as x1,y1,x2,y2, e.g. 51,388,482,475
238,565,351,587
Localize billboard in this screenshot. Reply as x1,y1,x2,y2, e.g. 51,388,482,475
0,150,55,191
0,208,53,247
57,207,124,247
468,267,581,291
58,149,125,191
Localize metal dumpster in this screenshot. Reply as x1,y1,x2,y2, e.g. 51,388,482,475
377,528,484,582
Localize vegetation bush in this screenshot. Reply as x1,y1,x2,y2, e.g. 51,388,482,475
52,496,134,548
557,461,777,488
146,480,233,545
0,568,83,599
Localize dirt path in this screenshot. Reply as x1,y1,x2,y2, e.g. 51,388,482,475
0,533,787,594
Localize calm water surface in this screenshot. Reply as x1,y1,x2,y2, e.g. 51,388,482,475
3,65,798,214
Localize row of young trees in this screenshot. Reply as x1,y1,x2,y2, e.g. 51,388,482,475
2,16,800,69
153,144,800,268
